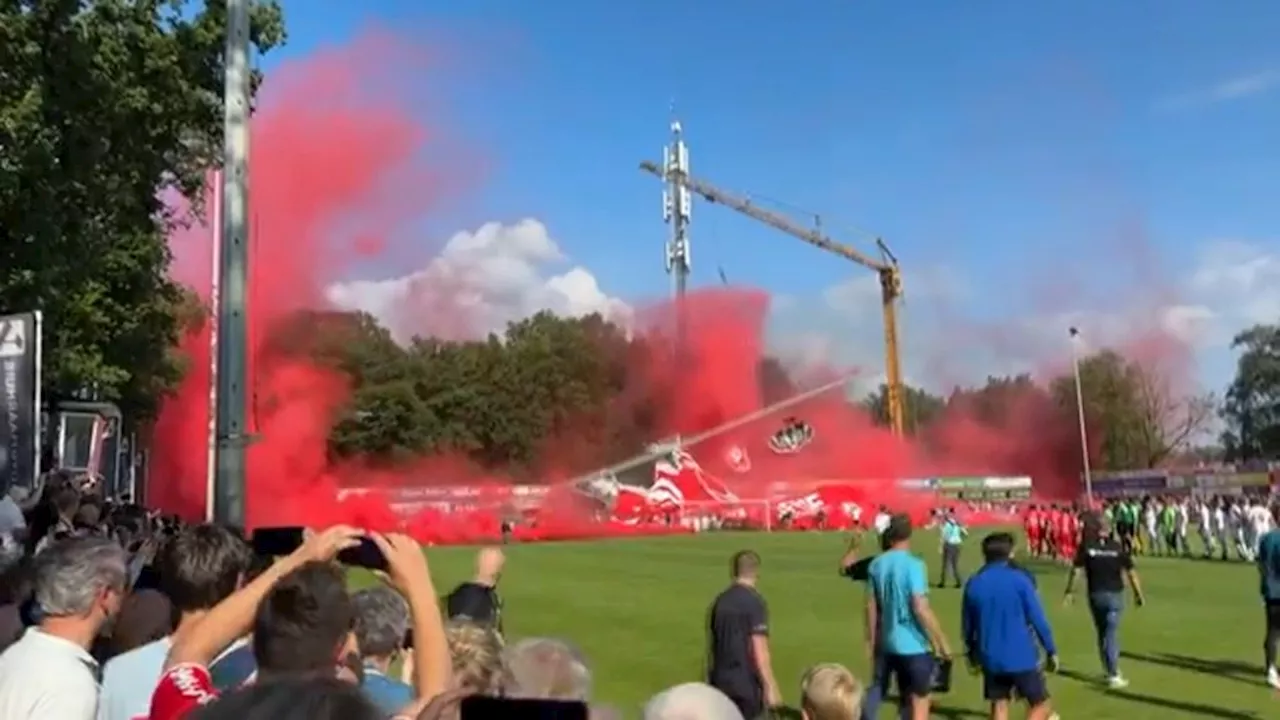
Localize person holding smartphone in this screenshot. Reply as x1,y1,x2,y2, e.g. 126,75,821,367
149,528,453,720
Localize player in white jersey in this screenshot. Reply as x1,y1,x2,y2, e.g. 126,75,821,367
1142,501,1159,555
1196,498,1217,558
1248,499,1272,560
1231,500,1251,560
1212,500,1231,560
873,507,891,535
1174,499,1190,556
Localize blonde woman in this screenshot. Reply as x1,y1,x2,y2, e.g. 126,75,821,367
444,620,507,695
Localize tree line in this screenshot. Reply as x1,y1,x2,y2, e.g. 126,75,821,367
2,1,1278,477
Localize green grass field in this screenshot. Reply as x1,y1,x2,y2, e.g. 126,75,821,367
408,530,1273,718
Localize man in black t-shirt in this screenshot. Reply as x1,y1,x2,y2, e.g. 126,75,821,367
707,550,781,719
444,547,504,632
1064,512,1146,689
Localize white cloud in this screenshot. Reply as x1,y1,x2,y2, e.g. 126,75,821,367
821,264,967,317
1190,240,1280,327
1160,68,1280,109
767,241,1280,395
326,224,1276,396
326,219,631,342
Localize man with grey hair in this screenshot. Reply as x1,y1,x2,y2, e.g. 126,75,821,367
503,637,592,701
643,682,744,720
353,585,414,714
0,536,128,719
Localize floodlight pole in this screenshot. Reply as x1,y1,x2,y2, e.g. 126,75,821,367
213,0,252,528
1069,327,1094,504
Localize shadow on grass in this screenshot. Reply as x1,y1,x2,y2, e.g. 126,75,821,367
1011,557,1070,580
1106,689,1262,719
1121,651,1261,684
929,704,986,718
1056,667,1263,719
865,696,984,719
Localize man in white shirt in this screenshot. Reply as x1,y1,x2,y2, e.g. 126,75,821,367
0,536,128,719
99,524,252,720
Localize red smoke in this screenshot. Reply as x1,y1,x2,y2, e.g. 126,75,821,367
148,34,1193,540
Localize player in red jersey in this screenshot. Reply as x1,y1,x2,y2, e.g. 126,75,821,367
1060,508,1082,562
1024,505,1043,557
1054,507,1076,563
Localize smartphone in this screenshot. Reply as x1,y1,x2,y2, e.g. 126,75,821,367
251,526,305,556
337,537,389,572
250,526,388,571
460,696,587,720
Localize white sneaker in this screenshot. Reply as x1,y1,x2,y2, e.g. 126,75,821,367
1267,666,1280,689
1107,675,1129,689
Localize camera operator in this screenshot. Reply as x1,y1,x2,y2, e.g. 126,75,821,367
99,524,252,720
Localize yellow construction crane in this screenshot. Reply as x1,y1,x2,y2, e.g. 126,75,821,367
639,160,906,437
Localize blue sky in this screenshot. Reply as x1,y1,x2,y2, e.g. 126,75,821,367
268,1,1280,392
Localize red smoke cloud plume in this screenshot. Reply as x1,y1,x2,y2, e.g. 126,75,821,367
148,33,1198,540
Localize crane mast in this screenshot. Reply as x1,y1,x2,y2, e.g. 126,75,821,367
661,121,692,361
639,160,906,437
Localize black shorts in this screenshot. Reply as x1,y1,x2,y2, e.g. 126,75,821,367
1116,522,1134,537
983,670,1049,705
1266,599,1280,633
884,653,936,699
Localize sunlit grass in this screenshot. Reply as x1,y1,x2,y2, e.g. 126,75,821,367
381,530,1274,719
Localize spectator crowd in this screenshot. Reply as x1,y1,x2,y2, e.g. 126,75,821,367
0,471,867,720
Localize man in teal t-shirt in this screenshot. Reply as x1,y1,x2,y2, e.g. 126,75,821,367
1256,507,1280,689
862,514,951,720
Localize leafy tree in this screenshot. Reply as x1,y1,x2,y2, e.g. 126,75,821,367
946,374,1049,428
1049,350,1212,470
861,383,946,435
0,0,285,424
1221,324,1280,461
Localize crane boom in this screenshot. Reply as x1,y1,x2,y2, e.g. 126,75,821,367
639,160,906,437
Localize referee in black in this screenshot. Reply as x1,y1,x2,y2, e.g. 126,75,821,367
1063,511,1146,690
707,550,781,718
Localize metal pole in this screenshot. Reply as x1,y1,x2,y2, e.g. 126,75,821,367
1069,327,1093,504
214,0,251,528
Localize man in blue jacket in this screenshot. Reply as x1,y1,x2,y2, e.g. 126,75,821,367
963,532,1059,720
